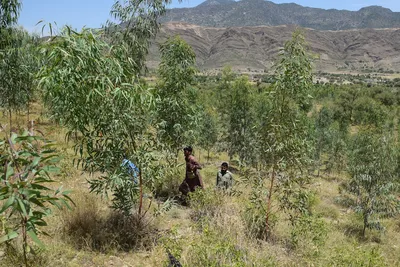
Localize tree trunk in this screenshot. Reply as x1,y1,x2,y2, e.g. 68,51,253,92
207,149,210,163
265,165,276,240
22,218,28,267
138,170,143,217
198,149,201,163
9,109,12,136
362,213,368,237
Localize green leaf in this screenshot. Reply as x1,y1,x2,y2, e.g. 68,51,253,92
0,195,15,213
0,231,19,243
5,164,14,179
17,198,28,216
32,157,41,167
27,230,45,248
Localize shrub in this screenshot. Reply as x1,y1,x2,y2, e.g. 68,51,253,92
329,245,386,267
62,194,158,252
188,188,222,226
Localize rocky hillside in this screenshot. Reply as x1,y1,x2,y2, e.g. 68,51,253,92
160,0,400,30
148,22,400,72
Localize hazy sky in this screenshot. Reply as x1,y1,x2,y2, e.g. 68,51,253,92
19,0,400,33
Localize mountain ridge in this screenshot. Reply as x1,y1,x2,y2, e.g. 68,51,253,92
161,0,400,30
148,22,400,72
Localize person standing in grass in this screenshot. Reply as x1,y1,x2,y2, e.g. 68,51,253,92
179,146,204,195
216,162,234,190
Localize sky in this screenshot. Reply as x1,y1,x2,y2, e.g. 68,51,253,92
19,0,400,33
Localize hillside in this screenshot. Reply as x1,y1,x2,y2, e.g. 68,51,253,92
161,0,400,30
148,22,400,72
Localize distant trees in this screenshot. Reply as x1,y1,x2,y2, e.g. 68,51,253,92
0,29,39,130
227,76,255,164
0,1,39,132
198,109,218,161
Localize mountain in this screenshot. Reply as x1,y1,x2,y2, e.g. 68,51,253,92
161,0,400,30
148,22,400,72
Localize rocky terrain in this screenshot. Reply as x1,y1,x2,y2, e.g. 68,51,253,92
148,22,400,73
161,0,400,30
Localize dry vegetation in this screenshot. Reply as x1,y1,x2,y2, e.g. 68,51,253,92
1,101,399,267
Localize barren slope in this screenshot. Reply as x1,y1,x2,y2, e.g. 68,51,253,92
148,22,400,72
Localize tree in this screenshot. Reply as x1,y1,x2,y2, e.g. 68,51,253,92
39,27,162,216
0,131,73,266
227,75,255,164
106,0,173,75
344,130,399,237
313,106,334,175
0,29,40,131
198,108,218,162
353,96,387,127
39,0,179,217
255,30,313,238
156,36,198,158
0,0,21,49
215,65,236,153
0,0,20,28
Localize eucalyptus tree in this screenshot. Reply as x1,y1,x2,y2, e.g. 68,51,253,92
0,0,20,28
344,130,399,237
0,28,39,130
227,75,256,164
255,30,314,238
0,131,73,267
39,0,178,217
215,65,236,152
313,106,334,175
198,108,218,162
0,0,21,49
105,0,173,75
39,27,160,216
156,36,198,158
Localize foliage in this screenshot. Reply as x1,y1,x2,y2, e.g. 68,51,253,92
0,132,73,266
188,188,222,227
253,30,314,238
38,27,162,216
0,0,21,49
186,227,253,267
353,96,387,127
214,65,236,153
0,0,20,29
156,36,198,155
0,28,40,128
343,130,399,236
288,214,327,251
198,108,218,161
227,75,256,164
106,0,173,74
242,169,276,240
329,245,386,267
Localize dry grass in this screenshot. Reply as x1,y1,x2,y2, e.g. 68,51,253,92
1,107,400,266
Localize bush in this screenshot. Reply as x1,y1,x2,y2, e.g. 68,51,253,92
289,215,327,253
62,193,158,252
329,245,386,266
154,164,183,200
185,227,275,267
242,202,277,241
188,188,222,226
